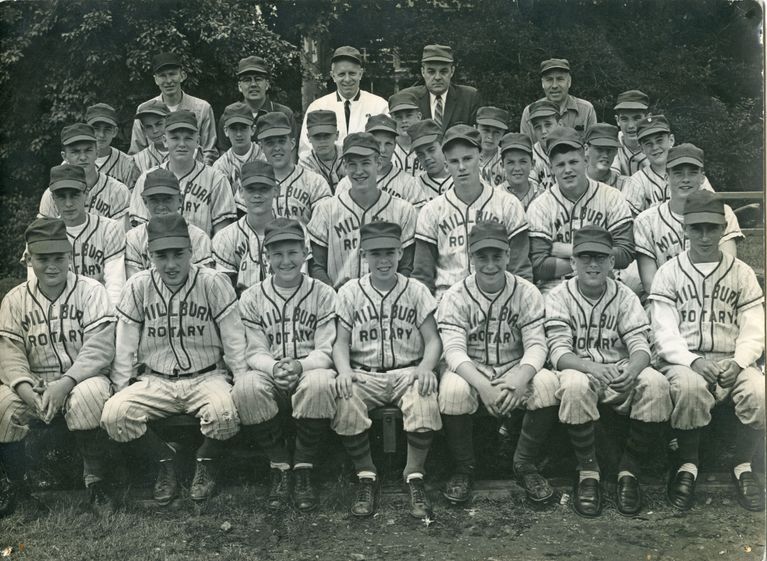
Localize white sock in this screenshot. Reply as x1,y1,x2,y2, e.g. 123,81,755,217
617,470,636,481
734,462,752,480
293,462,313,470
270,461,291,471
579,470,600,482
406,473,424,483
358,470,377,481
678,463,698,480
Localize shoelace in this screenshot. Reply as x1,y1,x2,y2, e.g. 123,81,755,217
410,481,426,503
356,480,374,502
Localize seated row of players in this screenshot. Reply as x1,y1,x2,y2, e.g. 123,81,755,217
1,186,763,522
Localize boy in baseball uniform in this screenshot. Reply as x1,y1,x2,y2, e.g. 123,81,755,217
86,103,138,189
332,221,442,519
0,218,116,516
407,119,454,202
40,123,131,230
413,125,532,300
611,90,650,176
497,132,545,210
388,91,423,176
527,127,635,295
299,110,345,193
101,214,245,504
528,100,560,190
132,100,172,175
307,132,417,289
584,123,626,189
125,168,213,279
476,106,508,187
437,221,560,506
649,190,765,512
130,110,237,237
233,218,337,512
545,225,672,517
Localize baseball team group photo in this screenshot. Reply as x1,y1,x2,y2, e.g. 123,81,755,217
0,1,764,560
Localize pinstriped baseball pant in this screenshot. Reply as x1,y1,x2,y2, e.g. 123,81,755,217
332,367,442,436
231,369,337,425
0,376,111,443
556,366,672,425
100,371,239,442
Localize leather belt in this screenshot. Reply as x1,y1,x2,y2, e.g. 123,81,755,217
148,363,217,379
353,361,419,373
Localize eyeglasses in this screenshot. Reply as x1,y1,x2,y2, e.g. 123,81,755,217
575,253,610,264
239,75,268,84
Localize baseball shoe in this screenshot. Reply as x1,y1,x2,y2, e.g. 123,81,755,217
153,459,178,506
516,470,554,505
733,471,765,512
667,470,695,511
616,475,642,516
293,468,318,512
190,459,217,502
267,468,291,510
407,477,432,519
351,477,377,517
443,472,472,505
0,473,16,518
88,481,115,516
573,477,602,518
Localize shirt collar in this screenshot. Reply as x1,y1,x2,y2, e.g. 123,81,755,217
336,90,361,103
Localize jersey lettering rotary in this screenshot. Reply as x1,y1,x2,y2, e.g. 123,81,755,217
649,252,763,354
40,173,131,222
392,142,423,177
239,275,336,360
126,221,212,278
299,150,345,193
437,272,544,366
307,190,417,289
634,201,743,267
335,166,427,209
66,214,125,283
97,147,137,189
129,161,236,237
417,172,454,202
336,274,436,370
623,166,715,215
479,150,504,187
116,265,238,375
273,165,332,226
0,272,114,376
212,143,266,213
416,182,528,295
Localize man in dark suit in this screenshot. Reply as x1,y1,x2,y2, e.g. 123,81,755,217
399,45,481,133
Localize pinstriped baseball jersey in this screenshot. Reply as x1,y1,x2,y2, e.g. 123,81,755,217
129,161,236,236
96,147,136,188
634,200,743,267
239,275,336,360
116,265,238,375
64,214,125,283
590,169,627,191
0,272,115,378
498,179,545,210
299,150,345,192
545,277,652,365
417,172,454,202
479,149,504,187
40,173,130,221
336,274,436,370
392,141,423,176
211,216,271,290
212,143,266,213
648,251,764,354
532,141,555,189
623,166,715,215
273,165,332,226
611,133,648,176
307,190,417,289
132,144,168,174
125,221,212,277
416,182,528,296
335,166,427,208
437,272,545,366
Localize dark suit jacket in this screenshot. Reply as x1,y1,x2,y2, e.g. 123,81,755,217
216,98,298,152
399,83,481,133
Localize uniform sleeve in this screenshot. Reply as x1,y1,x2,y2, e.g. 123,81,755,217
414,199,439,245
722,205,745,244
66,320,116,384
108,179,131,221
110,320,140,391
81,281,117,334
209,172,237,227
606,191,635,269
618,288,652,357
212,226,239,273
306,198,330,248
299,320,335,371
633,210,657,261
309,172,332,208
206,271,239,322
191,226,214,267
411,239,438,293
0,287,24,344
544,288,576,368
517,283,548,371
238,288,277,374
519,104,533,139
413,281,438,327
104,221,126,262
129,171,150,226
315,283,337,327
0,288,36,389
335,284,356,331
436,288,473,372
400,201,417,249
125,230,144,278
115,275,145,324
103,256,126,309
507,230,533,282
218,304,247,377
648,263,700,366
622,172,646,216
198,102,218,162
735,303,765,369
39,189,57,218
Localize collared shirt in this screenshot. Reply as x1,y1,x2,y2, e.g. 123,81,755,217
429,89,449,122
520,94,597,139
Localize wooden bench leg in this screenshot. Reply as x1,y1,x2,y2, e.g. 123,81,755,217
381,409,398,454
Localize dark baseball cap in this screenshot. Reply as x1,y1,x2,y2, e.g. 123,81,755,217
164,110,198,133
421,44,454,63
241,160,276,189
442,124,482,151
636,115,671,141
365,114,398,136
307,110,338,135
475,106,509,131
528,99,560,121
135,99,170,119
360,221,402,250
222,102,254,127
407,119,442,151
256,112,292,140
469,221,508,253
545,126,583,155
342,132,380,158
147,214,191,252
237,55,269,77
85,103,118,127
331,46,363,65
388,90,420,113
152,52,182,74
684,190,725,226
614,90,649,111
49,164,86,192
500,133,533,156
667,143,704,169
61,123,96,146
143,169,180,197
264,217,305,246
540,58,570,75
25,217,72,255
573,225,613,255
584,123,620,148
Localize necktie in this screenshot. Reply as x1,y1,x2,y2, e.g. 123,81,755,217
344,100,351,133
434,95,443,129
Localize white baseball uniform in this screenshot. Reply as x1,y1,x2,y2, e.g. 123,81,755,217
272,165,332,226
611,132,648,177
40,173,131,222
125,221,213,278
417,172,454,202
133,144,169,175
532,141,556,190
211,216,272,292
479,149,504,187
335,166,427,209
299,150,345,193
623,166,715,215
212,142,266,213
392,141,423,177
497,179,545,211
96,147,137,189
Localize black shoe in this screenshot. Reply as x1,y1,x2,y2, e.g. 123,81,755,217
88,481,115,516
616,475,642,516
153,459,178,506
517,471,554,504
667,470,696,511
293,468,318,512
407,477,432,519
190,459,217,502
351,477,377,517
443,472,473,505
573,477,602,518
267,468,291,510
733,471,765,512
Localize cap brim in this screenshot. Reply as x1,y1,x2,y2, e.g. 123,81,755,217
541,65,570,75
308,125,338,135
241,176,277,188
390,104,420,113
548,139,583,153
257,127,292,140
264,233,305,246
361,237,402,250
587,138,620,148
573,242,612,255
684,212,726,226
476,119,508,130
50,179,86,192
27,239,72,254
366,125,397,135
136,109,168,118
237,67,269,76
143,186,180,197
500,143,532,155
165,123,198,133
636,126,670,140
62,134,96,145
470,239,509,253
343,146,378,157
422,56,454,63
86,117,118,127
529,111,558,121
331,55,362,65
224,116,254,127
614,102,649,111
442,136,481,150
667,156,703,168
148,237,191,252
410,134,440,152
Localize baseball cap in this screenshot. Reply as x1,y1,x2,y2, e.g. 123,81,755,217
306,110,338,135
499,133,533,156
683,190,725,225
666,143,704,169
468,221,508,253
152,52,182,74
85,103,118,127
360,221,402,250
342,132,380,158
636,115,671,141
528,99,560,121
545,126,583,155
61,123,96,146
572,225,613,255
49,164,86,192
407,119,442,151
237,55,269,77
264,217,305,246
584,123,620,148
222,102,254,127
143,168,180,197
164,110,198,133
256,112,292,140
241,160,277,189
540,58,570,75
147,214,191,252
421,44,454,64
365,114,398,136
331,46,363,66
135,99,170,119
442,124,482,150
614,90,650,111
388,90,420,113
25,218,72,255
475,106,509,131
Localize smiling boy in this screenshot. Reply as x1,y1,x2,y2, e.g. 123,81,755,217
584,123,626,189
611,90,650,176
132,100,172,174
407,119,454,202
497,132,544,210
475,106,508,187
527,100,560,190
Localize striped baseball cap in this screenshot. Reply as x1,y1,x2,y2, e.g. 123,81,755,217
147,214,191,251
